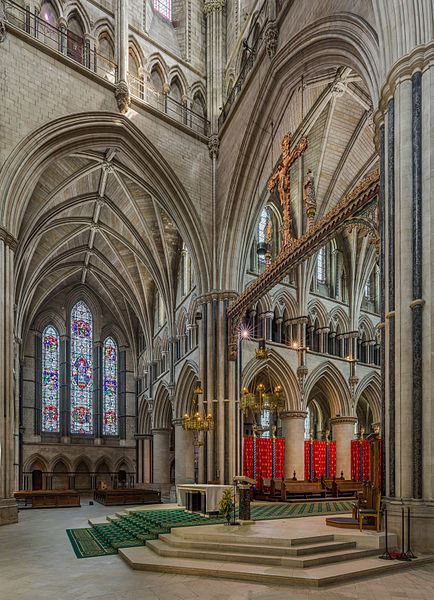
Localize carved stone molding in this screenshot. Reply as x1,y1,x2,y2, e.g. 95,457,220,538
264,21,279,58
115,80,131,114
208,133,220,159
0,226,18,251
280,410,307,420
203,0,226,17
330,416,357,426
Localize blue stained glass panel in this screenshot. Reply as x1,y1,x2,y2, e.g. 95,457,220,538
103,337,118,435
71,301,93,434
42,325,59,432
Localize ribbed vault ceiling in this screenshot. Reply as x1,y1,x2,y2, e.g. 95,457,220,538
16,147,183,349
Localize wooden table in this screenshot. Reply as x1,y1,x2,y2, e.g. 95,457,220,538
14,490,81,508
93,488,161,506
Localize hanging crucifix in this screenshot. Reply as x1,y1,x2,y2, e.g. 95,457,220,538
267,131,308,249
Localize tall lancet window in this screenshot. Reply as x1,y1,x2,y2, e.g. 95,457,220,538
154,0,171,20
71,301,93,434
42,325,60,432
317,247,326,284
257,206,271,263
103,336,118,435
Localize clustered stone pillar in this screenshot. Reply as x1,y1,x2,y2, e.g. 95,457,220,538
374,38,433,552
203,0,226,131
114,0,130,113
280,411,307,480
152,428,170,486
330,417,357,480
0,227,18,524
173,419,195,484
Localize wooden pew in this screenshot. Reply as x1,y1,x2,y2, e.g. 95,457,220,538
332,479,364,497
14,489,80,508
281,481,326,501
94,488,161,506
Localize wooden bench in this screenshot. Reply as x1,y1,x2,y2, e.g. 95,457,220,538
93,488,161,506
282,481,326,501
332,480,364,497
14,489,80,508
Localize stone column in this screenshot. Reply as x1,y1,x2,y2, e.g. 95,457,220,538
152,428,170,485
373,39,434,553
173,419,195,484
330,417,356,480
0,227,18,524
280,411,307,481
203,0,226,131
115,0,130,112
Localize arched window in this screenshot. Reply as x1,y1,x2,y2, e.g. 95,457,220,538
42,325,60,432
71,301,93,434
103,337,118,436
317,247,326,284
304,406,311,440
257,206,271,264
154,0,171,20
364,278,370,300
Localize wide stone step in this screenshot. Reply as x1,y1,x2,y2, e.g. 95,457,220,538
147,538,378,568
158,532,357,556
171,527,336,548
120,545,433,587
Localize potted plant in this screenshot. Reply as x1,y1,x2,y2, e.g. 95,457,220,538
219,487,234,525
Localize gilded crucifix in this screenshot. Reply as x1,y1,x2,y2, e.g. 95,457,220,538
268,131,308,248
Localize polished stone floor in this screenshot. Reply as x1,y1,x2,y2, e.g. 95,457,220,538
0,500,433,600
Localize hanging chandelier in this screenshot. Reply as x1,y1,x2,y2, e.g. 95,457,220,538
240,340,285,417
182,380,214,446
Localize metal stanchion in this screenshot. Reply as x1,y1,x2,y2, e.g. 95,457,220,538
405,507,417,559
396,507,411,560
379,508,394,560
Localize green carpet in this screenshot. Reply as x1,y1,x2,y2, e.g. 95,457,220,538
248,500,353,520
67,502,352,558
66,528,118,559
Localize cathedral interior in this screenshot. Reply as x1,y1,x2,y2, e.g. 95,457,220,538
0,0,433,597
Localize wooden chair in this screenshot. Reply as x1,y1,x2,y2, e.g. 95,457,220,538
359,493,381,532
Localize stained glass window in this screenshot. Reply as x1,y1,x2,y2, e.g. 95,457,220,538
317,247,326,284
42,325,59,432
103,336,118,436
154,0,171,20
71,301,93,434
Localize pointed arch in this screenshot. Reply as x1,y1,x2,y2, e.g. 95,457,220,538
70,299,93,434
42,324,60,432
307,298,329,328
168,66,188,96
356,371,381,423
24,453,49,473
329,305,350,332
64,3,91,34
49,454,73,472
138,398,152,434
305,361,352,416
152,381,172,429
174,360,198,419
33,309,66,337
272,289,298,320
241,349,299,411
358,314,375,339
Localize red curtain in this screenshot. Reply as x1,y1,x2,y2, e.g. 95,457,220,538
351,440,370,480
243,437,285,484
304,441,336,480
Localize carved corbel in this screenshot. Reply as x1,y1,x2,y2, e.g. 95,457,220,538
264,20,279,58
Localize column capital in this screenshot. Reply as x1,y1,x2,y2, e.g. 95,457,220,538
330,416,357,426
203,0,226,17
280,410,307,420
151,428,170,434
0,226,18,251
172,418,184,427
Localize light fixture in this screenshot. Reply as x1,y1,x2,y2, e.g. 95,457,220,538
241,340,285,418
182,380,214,446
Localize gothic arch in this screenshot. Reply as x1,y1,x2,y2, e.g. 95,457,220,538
174,360,198,419
138,399,152,434
307,299,329,329
272,289,298,320
33,309,66,337
49,454,73,472
94,456,113,473
356,371,381,423
329,306,350,332
114,456,134,473
358,314,375,339
241,349,299,411
304,361,353,416
152,381,172,429
24,453,49,473
64,3,91,35
72,454,92,473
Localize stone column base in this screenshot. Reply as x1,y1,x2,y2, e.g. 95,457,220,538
0,497,18,525
383,498,434,554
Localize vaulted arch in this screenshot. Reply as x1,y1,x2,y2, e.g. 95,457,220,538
305,361,353,416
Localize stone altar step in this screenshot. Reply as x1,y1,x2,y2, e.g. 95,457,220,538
119,545,433,587
157,532,358,557
148,536,379,568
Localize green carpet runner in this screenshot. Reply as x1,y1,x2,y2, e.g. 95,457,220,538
67,502,352,559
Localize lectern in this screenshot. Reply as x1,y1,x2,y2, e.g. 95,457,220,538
233,475,256,522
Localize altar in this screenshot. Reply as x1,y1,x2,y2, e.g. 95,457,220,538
176,484,234,515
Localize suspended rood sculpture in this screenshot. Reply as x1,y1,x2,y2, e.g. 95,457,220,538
182,381,214,447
